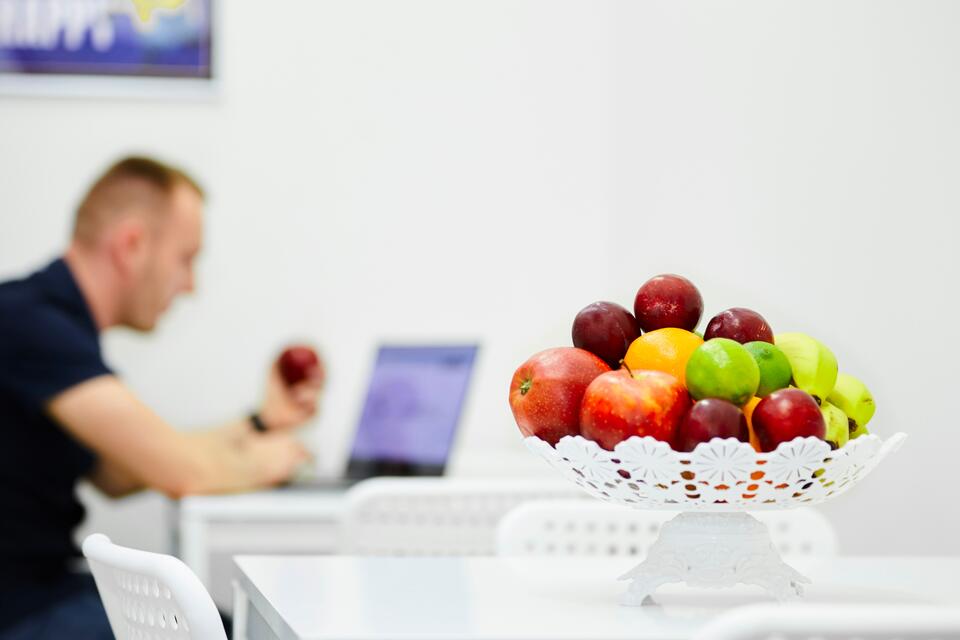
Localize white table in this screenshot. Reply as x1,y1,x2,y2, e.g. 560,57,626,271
232,555,960,640
179,488,347,609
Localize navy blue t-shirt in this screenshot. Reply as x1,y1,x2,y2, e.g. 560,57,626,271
0,259,112,620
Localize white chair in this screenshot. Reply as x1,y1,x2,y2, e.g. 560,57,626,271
82,533,227,640
497,500,838,557
339,477,584,555
497,500,673,557
756,508,838,556
692,603,960,640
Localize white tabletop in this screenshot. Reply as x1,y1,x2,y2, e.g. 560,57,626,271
233,555,960,640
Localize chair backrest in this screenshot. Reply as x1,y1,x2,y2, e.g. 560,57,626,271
497,501,838,557
82,533,228,640
692,603,960,640
339,477,584,555
497,500,673,556
753,508,838,556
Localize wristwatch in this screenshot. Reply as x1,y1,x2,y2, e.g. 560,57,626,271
249,412,269,433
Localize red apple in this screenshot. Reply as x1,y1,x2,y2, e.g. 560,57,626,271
509,347,610,445
675,398,749,452
278,345,321,385
572,301,641,369
634,274,704,332
580,369,691,450
752,388,825,452
704,307,774,344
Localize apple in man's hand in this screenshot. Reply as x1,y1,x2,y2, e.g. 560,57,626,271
278,345,321,386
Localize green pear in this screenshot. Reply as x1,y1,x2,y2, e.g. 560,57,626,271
827,373,875,440
773,333,838,404
820,401,849,449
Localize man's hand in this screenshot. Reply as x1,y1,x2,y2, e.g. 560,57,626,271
244,432,311,486
259,359,325,431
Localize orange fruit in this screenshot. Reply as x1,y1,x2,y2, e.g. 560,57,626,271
743,396,762,451
622,328,703,386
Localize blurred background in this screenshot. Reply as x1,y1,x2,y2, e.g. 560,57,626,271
0,0,957,559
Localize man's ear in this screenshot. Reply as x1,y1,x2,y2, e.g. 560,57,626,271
108,217,149,278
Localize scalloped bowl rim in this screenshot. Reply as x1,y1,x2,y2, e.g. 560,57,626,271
523,431,907,511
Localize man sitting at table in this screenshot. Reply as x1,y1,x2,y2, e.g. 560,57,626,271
0,157,323,639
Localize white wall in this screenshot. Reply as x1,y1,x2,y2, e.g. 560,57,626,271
1,1,957,556
606,0,960,554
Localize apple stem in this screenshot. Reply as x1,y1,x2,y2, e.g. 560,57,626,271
620,360,633,376
519,379,532,396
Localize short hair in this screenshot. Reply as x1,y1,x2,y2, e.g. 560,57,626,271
73,156,204,245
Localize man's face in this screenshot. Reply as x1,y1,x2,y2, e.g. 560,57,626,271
122,184,204,331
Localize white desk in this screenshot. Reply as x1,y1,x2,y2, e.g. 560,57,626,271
180,489,347,609
232,555,960,640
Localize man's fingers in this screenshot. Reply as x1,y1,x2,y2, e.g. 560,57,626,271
282,369,324,400
276,436,311,462
301,369,325,389
292,387,318,407
295,443,311,462
296,401,318,418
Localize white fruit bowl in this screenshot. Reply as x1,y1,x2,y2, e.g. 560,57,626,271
524,432,907,604
525,432,906,511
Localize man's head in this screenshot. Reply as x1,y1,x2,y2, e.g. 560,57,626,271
72,156,204,331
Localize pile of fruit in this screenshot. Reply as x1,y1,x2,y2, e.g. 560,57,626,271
509,274,876,454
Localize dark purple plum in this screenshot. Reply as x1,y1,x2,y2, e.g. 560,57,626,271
634,274,703,332
675,398,749,452
572,301,640,369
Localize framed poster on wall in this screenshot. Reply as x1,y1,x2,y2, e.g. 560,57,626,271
0,0,216,98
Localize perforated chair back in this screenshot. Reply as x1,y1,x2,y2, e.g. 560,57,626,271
497,501,838,557
83,533,228,640
497,500,673,556
692,604,960,640
754,508,838,556
340,477,584,555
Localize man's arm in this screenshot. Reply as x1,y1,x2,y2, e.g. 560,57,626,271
49,375,309,498
87,418,265,498
88,457,143,498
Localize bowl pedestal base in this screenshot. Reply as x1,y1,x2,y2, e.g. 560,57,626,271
619,512,809,606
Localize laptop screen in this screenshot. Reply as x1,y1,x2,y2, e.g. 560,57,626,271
345,345,478,479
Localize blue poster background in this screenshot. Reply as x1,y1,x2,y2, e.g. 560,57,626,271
0,1,212,78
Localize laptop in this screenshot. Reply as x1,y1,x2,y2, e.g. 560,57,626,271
285,344,479,490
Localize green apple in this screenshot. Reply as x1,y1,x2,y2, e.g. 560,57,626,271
774,333,838,403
